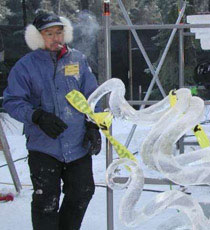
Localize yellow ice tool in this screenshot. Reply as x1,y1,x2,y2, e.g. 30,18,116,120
65,90,137,162
169,90,210,148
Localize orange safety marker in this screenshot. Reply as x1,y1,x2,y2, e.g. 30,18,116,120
103,0,110,16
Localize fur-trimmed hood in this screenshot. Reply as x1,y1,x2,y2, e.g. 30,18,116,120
25,16,73,50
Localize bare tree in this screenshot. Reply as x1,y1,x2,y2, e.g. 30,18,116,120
57,0,61,14
22,0,27,27
0,0,11,23
40,0,53,11
89,0,106,84
80,0,89,10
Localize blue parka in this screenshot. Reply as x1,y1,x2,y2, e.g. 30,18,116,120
3,47,98,162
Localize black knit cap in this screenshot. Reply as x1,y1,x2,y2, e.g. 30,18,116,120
33,13,64,31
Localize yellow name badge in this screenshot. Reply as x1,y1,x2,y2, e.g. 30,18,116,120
65,63,79,76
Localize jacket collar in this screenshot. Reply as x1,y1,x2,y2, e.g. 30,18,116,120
33,47,70,61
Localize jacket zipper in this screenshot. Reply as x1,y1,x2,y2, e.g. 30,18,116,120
50,53,60,115
51,52,58,79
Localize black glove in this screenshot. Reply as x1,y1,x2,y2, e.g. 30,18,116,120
32,109,68,139
83,121,101,155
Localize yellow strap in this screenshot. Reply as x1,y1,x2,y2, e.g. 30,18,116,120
169,89,177,107
65,90,138,163
169,89,210,148
93,112,113,130
193,124,210,148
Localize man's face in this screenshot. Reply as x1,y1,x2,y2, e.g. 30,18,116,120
40,26,64,52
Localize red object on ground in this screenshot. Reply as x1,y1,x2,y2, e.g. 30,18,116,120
0,193,14,202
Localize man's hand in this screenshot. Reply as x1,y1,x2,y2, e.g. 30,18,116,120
32,109,68,139
83,121,101,155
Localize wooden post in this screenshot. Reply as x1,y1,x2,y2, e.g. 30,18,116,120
22,0,27,27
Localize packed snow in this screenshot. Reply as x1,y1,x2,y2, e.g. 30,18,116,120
1,109,210,229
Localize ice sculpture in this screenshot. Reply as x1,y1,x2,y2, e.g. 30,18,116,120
106,158,209,229
88,78,210,229
88,78,210,185
88,78,171,126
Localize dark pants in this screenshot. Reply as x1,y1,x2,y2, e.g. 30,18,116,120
28,151,95,230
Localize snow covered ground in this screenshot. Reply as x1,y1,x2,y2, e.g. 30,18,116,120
0,113,210,230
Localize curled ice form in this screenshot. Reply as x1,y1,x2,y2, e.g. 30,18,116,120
141,91,210,185
141,87,193,170
106,158,210,229
156,214,192,230
88,78,171,126
89,78,210,185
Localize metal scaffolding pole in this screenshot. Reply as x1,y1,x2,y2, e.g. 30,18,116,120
128,31,133,100
179,28,185,87
103,1,114,230
103,1,193,228
110,23,210,30
102,1,210,228
179,0,185,88
116,0,166,98
0,120,22,193
178,0,185,154
125,1,187,148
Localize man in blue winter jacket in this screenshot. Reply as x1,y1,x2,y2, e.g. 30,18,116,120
3,12,101,230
